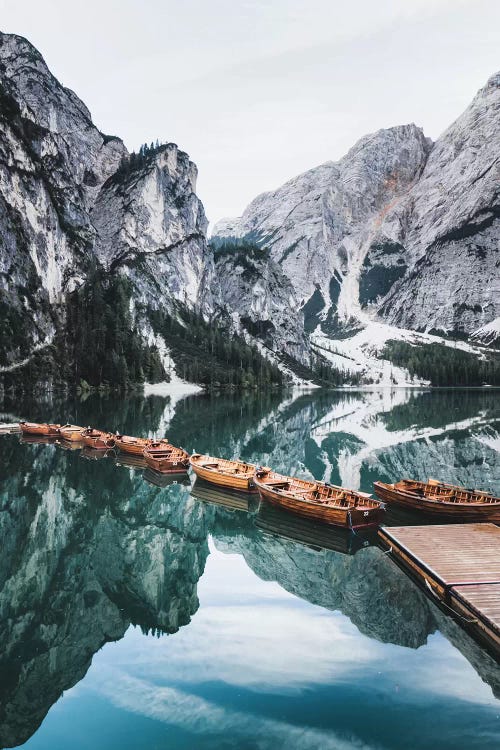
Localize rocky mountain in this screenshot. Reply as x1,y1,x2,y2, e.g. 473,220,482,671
0,30,498,389
213,73,500,382
0,32,289,393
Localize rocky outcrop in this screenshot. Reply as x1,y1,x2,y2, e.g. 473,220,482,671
211,242,310,363
376,72,500,336
92,145,215,317
1,29,498,385
0,32,214,379
213,125,431,319
213,73,499,372
0,33,126,361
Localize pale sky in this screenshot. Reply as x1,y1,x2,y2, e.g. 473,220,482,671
1,0,499,225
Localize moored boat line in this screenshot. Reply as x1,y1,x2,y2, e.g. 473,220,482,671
8,421,499,530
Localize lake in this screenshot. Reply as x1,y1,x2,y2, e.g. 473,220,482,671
0,388,499,750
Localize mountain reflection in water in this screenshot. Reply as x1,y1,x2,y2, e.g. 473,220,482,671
0,388,499,749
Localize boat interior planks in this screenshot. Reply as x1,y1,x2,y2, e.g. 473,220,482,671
144,444,190,475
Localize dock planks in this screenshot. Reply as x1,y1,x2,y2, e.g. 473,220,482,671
379,523,500,659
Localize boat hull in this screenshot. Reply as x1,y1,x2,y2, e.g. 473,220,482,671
256,482,383,528
374,481,500,522
114,436,162,456
59,425,85,442
144,443,190,474
189,457,257,493
20,422,60,437
82,432,115,450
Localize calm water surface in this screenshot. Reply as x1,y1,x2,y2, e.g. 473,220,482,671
0,388,499,750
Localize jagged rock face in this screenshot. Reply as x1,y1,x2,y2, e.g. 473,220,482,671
212,244,310,362
212,518,436,649
213,72,499,344
0,32,213,371
376,72,500,335
92,145,216,317
213,125,431,326
0,33,127,358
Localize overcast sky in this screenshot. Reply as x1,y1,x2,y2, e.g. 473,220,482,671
1,0,499,224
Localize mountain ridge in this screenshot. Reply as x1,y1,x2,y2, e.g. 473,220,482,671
213,71,499,382
0,30,498,391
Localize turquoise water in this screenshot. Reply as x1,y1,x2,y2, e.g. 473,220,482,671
0,388,499,749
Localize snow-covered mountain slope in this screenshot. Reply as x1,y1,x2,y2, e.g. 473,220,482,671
213,73,500,381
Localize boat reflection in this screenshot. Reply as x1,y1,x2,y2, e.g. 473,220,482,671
81,446,114,461
255,500,376,555
115,453,148,470
57,438,85,452
191,478,258,513
19,433,57,446
143,467,191,488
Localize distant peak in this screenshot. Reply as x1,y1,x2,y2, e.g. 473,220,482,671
484,71,500,90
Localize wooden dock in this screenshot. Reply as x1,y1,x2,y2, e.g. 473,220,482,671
379,523,500,660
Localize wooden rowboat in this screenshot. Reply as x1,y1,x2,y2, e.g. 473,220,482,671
19,421,60,437
144,443,190,474
82,428,115,451
189,454,257,492
59,424,86,442
374,478,500,522
254,468,383,528
115,435,167,456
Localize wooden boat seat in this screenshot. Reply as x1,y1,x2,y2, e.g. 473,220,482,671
426,492,454,503
201,462,220,468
